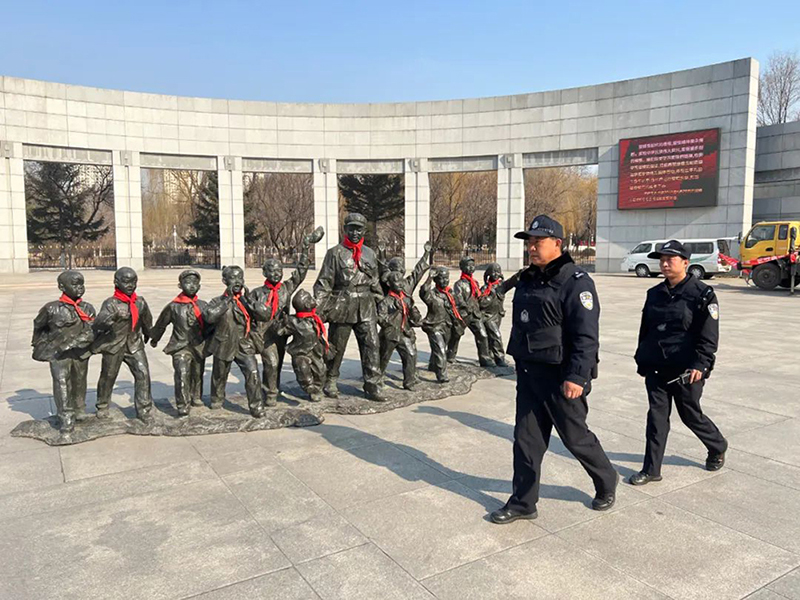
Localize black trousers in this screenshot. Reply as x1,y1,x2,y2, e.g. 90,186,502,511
96,348,153,417
642,371,727,477
508,362,617,513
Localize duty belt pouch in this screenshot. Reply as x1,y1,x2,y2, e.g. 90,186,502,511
525,325,563,364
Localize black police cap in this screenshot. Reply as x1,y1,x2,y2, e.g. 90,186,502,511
514,215,565,240
648,240,691,260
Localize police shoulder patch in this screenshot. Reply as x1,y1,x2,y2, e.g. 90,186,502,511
573,271,586,279
579,291,594,310
708,303,719,320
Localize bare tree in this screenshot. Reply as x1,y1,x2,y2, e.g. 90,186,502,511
758,51,800,126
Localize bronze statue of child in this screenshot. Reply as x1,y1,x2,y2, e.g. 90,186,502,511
204,265,264,418
378,271,423,390
450,256,492,366
479,262,520,368
377,241,432,296
248,227,323,406
150,269,209,416
420,267,466,383
32,270,96,432
92,267,154,423
275,290,328,403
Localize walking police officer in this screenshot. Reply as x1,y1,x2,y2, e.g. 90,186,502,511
629,240,727,485
490,215,618,524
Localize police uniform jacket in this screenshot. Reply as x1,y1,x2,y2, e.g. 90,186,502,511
634,275,718,375
92,296,152,355
32,300,96,361
313,243,383,324
204,294,257,361
507,253,599,388
248,259,308,352
150,298,209,356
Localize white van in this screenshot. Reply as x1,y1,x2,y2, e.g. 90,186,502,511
620,238,734,279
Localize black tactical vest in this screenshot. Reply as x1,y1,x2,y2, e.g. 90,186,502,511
507,267,573,364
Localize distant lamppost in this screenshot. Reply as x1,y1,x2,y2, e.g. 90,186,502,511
172,224,178,251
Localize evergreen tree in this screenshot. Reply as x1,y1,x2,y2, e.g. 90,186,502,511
25,161,113,269
184,171,220,248
338,174,404,248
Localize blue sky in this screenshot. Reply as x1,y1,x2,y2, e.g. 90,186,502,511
1,0,797,103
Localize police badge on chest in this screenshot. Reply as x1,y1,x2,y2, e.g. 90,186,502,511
520,309,529,323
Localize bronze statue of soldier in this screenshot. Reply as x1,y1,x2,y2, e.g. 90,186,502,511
450,255,493,366
248,227,324,406
150,269,209,416
204,266,264,418
314,212,385,401
32,270,96,433
92,267,154,423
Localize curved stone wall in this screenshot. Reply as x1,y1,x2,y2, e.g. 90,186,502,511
0,58,759,273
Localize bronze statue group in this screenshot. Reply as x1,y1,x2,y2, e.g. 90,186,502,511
31,212,518,434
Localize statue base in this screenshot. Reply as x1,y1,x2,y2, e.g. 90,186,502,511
11,362,514,446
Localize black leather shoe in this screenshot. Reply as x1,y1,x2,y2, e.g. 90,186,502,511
489,506,538,524
591,493,616,511
628,471,662,486
706,451,725,471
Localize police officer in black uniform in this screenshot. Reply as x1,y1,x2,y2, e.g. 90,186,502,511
490,215,618,524
629,240,727,485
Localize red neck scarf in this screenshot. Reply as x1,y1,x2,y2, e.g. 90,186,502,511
226,291,251,336
343,237,364,268
388,290,409,328
264,280,282,319
113,289,139,331
297,308,329,351
59,294,93,322
173,293,203,329
436,285,463,321
460,272,480,298
483,279,501,297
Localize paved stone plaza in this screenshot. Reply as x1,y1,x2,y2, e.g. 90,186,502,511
1,269,799,599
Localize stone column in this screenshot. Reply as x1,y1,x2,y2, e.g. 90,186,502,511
217,155,245,268
0,141,28,273
111,150,144,270
313,158,339,270
496,153,525,271
403,158,430,263
594,146,617,274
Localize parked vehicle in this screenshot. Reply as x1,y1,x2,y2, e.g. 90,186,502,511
621,238,734,279
738,221,800,290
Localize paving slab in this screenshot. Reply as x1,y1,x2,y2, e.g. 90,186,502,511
192,567,320,599
0,446,63,496
767,566,800,599
348,480,546,579
0,479,289,600
296,543,435,600
557,500,800,600
424,533,669,600
281,441,451,510
728,419,800,467
271,512,367,565
663,470,800,553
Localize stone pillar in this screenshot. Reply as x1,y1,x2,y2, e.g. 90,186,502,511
403,158,430,263
217,155,245,268
496,153,525,271
313,158,339,270
111,150,144,270
0,141,28,273
594,146,617,274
